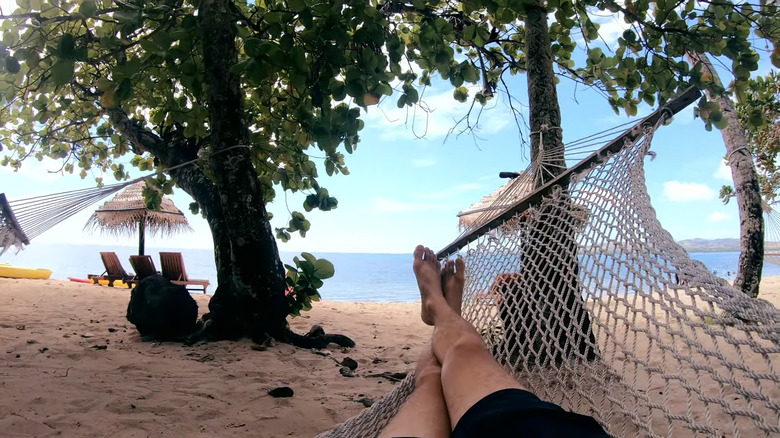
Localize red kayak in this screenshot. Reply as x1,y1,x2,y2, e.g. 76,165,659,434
68,277,92,284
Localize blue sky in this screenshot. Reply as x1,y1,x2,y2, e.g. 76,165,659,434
0,6,775,255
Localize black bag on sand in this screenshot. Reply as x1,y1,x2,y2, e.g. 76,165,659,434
126,275,198,341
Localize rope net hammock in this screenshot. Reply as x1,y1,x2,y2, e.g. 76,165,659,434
763,206,780,266
320,88,780,437
0,145,244,256
0,180,138,255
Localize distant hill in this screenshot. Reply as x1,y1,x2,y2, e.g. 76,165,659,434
678,238,780,252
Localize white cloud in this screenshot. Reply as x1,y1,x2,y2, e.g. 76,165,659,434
587,12,630,48
411,158,437,168
0,157,66,183
663,181,716,202
713,160,732,181
363,88,512,141
0,0,16,13
374,197,440,213
708,211,729,222
414,183,482,200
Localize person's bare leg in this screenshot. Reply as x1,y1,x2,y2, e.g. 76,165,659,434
379,251,452,438
378,342,450,438
414,245,526,429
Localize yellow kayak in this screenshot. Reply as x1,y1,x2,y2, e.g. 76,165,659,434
96,278,129,288
0,263,53,280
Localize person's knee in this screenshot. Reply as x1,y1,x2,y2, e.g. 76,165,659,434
449,334,489,359
415,360,442,387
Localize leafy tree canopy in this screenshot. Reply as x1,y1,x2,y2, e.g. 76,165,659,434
382,0,777,130
720,70,780,204
0,0,777,230
0,0,411,241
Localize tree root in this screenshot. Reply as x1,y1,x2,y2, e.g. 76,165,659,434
284,329,355,349
183,317,355,349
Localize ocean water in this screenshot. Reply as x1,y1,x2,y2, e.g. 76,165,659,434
1,243,778,302
0,243,420,302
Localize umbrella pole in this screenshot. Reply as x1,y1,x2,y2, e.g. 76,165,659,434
138,216,145,255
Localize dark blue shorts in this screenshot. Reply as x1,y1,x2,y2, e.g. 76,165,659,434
452,388,609,438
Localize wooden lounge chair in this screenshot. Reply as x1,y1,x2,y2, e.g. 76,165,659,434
88,251,134,287
128,255,160,287
158,252,210,293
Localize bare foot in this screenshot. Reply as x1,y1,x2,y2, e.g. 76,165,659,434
441,258,465,315
413,245,447,325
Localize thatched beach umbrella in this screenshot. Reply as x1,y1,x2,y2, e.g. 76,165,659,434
85,181,192,255
458,171,591,233
457,172,534,230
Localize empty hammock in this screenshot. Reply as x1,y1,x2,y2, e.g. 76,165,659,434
319,87,779,437
0,145,247,255
0,180,141,255
763,205,780,266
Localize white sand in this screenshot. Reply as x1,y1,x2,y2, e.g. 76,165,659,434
0,277,778,437
0,279,431,437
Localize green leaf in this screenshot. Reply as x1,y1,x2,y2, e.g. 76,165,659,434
330,79,346,101
4,57,20,74
734,65,750,81
58,34,76,59
313,259,335,279
453,87,468,103
114,10,139,24
405,88,419,104
96,78,113,91
51,61,75,87
461,63,479,83
300,252,316,266
244,38,263,58
115,78,133,102
463,25,476,41
747,109,764,128
588,47,603,64
79,0,97,17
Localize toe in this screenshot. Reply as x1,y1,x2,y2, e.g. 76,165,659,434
445,260,455,277
425,247,439,266
413,245,426,264
455,257,465,277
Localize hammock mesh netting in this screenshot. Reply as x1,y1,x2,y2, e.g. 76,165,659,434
0,181,138,255
764,208,780,267
320,92,780,437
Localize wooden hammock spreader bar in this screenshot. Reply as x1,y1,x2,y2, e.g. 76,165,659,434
437,86,702,258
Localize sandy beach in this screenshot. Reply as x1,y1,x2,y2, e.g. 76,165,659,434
1,277,778,437
0,279,431,437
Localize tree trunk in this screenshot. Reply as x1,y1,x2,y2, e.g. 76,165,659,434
526,4,566,186
686,52,764,298
196,0,290,341
125,0,352,348
495,3,598,367
106,51,354,349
